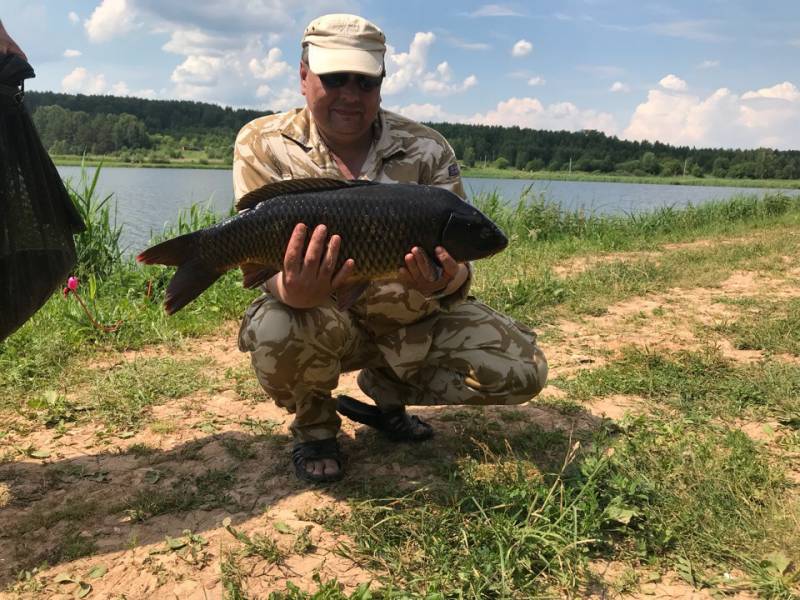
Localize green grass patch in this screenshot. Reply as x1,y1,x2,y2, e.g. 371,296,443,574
335,417,797,598
476,235,783,326
87,356,212,430
715,298,800,356
125,468,237,521
561,347,800,422
462,165,800,189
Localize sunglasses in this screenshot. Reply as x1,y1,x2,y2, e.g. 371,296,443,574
318,72,384,92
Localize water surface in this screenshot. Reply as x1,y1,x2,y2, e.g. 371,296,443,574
57,166,798,253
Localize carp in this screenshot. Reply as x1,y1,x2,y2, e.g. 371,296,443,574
137,177,507,314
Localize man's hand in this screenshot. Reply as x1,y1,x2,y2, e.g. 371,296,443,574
268,223,355,309
0,21,27,60
398,246,468,298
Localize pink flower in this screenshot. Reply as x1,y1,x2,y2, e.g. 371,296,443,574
67,276,79,291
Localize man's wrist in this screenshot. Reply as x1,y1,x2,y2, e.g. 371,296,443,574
426,263,468,299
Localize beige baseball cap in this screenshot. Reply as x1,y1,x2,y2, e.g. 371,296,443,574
302,14,386,76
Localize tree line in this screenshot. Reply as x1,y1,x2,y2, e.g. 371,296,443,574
25,91,800,179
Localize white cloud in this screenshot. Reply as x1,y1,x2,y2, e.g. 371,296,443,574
111,81,130,95
68,11,80,24
63,49,82,58
512,39,533,57
468,4,523,17
528,77,545,86
698,59,719,69
162,28,241,55
422,71,478,95
134,0,294,35
249,48,290,80
741,82,800,102
610,81,630,93
644,20,725,42
256,86,303,112
383,32,476,97
84,0,137,43
62,67,108,94
624,81,800,150
388,96,618,135
384,32,435,95
447,37,490,51
469,97,617,134
386,103,458,122
61,66,154,97
171,55,225,86
659,74,687,91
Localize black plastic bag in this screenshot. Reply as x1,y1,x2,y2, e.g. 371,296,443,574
0,54,85,342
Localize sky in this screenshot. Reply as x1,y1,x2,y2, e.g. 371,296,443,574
4,0,800,151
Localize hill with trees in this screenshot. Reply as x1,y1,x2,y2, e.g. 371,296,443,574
24,91,800,179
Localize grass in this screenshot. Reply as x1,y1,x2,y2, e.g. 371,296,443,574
330,417,797,598
125,468,238,522
560,346,800,422
52,153,230,170
462,165,800,189
715,298,800,356
3,166,800,598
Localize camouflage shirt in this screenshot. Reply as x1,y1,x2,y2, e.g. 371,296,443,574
233,107,472,350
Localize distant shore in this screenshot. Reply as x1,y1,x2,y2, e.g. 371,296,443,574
51,154,800,189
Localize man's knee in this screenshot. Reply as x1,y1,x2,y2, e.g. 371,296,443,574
238,297,353,397
238,296,348,354
472,346,548,405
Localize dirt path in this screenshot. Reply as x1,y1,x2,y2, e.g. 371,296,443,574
1,257,798,598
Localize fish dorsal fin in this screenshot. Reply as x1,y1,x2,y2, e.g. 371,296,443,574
235,178,376,211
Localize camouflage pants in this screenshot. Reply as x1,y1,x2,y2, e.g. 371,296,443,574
238,295,548,442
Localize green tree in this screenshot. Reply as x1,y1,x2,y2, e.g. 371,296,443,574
712,157,729,178
641,152,658,174
525,158,545,172
660,158,682,176
462,146,476,167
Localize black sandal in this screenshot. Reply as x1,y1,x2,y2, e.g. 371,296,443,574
336,395,434,442
292,438,344,483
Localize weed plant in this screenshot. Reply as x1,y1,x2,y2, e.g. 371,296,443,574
562,346,800,422
473,188,798,245
335,418,796,598
65,163,123,279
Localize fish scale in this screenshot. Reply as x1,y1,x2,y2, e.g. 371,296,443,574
137,178,507,314
199,185,441,279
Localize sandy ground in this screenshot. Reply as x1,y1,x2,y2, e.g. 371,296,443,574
1,249,797,598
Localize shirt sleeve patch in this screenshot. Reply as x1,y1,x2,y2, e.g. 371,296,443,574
448,163,460,177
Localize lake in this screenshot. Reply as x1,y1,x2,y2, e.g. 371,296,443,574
56,166,799,254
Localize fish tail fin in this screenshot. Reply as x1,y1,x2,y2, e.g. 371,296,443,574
137,232,220,314
137,232,197,266
164,259,222,314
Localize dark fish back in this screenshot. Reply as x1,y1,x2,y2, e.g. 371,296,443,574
204,183,457,278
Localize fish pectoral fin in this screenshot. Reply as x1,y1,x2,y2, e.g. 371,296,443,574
241,263,278,289
335,281,370,311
